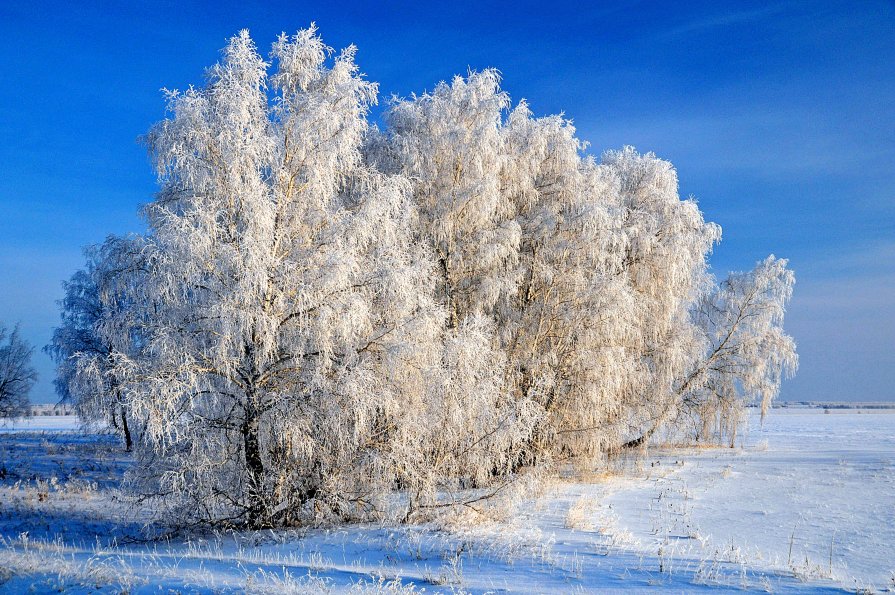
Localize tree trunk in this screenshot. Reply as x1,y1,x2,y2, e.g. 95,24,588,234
242,399,266,528
437,249,458,329
622,421,658,449
622,432,649,449
120,404,133,452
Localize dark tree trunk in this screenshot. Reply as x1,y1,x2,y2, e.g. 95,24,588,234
436,249,457,329
622,423,656,449
622,434,646,449
242,399,266,528
121,405,133,452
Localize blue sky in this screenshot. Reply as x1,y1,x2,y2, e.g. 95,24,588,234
1,1,892,404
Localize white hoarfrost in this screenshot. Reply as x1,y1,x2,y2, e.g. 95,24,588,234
47,235,147,450
90,29,538,528
49,26,797,530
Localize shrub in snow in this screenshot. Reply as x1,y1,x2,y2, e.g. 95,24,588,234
683,255,799,445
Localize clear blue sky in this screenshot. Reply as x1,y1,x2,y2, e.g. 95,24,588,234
1,1,892,404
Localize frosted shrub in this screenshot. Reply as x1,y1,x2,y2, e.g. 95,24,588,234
683,256,799,445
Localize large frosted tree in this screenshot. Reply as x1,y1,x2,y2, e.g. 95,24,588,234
102,28,537,529
51,25,798,530
127,28,423,527
600,147,722,449
496,107,632,456
374,74,724,456
375,70,521,328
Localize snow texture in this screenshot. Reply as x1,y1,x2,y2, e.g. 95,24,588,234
0,410,891,593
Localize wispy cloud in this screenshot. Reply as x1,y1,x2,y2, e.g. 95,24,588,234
583,106,895,181
660,3,795,39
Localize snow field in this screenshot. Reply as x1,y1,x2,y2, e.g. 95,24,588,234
0,410,890,593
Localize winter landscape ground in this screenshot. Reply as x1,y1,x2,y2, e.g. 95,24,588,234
0,408,891,594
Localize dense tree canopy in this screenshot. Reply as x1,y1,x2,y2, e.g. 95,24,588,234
50,26,797,529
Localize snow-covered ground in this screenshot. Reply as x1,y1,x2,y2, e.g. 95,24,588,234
598,410,895,592
0,410,892,593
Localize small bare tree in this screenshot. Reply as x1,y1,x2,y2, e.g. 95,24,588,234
0,323,36,417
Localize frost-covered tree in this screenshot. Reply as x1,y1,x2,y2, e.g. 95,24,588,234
596,147,722,449
0,323,36,417
497,109,629,456
374,73,724,456
505,145,720,455
376,70,521,328
49,25,798,529
374,78,615,456
46,235,146,450
102,28,537,529
682,256,798,445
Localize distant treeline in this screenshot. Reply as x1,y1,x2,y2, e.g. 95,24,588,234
766,402,895,410
26,403,76,416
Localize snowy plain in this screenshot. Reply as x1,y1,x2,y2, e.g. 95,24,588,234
0,411,892,593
